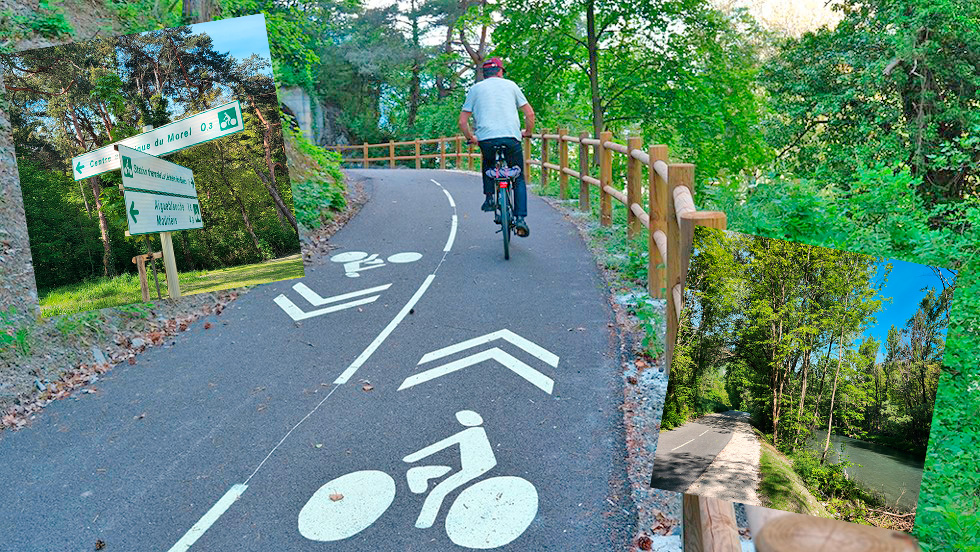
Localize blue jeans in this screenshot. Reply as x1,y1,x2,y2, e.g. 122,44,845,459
479,137,527,217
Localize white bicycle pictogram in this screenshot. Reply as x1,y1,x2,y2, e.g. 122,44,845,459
298,410,538,549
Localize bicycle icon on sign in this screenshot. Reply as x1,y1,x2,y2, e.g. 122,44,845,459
298,410,538,549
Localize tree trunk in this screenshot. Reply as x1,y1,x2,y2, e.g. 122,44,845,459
251,101,299,233
182,0,218,23
407,0,421,128
822,326,847,464
585,0,603,139
89,175,115,277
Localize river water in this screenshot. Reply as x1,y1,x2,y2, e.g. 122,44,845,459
806,430,924,512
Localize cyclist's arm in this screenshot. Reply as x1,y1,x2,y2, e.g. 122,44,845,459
403,433,462,463
458,110,477,144
520,103,535,137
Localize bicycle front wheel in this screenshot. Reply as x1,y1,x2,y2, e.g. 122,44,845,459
499,188,510,260
298,470,396,541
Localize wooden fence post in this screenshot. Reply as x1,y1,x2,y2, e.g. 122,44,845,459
558,127,569,199
439,137,446,169
455,136,462,168
648,145,669,299
363,142,369,168
415,139,421,169
541,131,550,191
134,254,150,302
523,135,531,182
468,142,474,171
389,140,395,168
599,130,613,226
665,163,693,374
682,494,741,552
579,131,590,212
626,135,643,239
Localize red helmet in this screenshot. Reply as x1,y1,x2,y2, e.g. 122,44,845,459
482,57,505,71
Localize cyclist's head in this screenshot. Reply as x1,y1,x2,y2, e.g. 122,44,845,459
482,57,505,79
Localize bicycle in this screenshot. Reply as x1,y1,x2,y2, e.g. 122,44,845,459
485,145,522,260
298,410,538,549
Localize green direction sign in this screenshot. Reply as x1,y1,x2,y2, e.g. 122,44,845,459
119,145,202,235
71,100,243,181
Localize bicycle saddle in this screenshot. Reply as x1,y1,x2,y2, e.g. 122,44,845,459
485,166,522,179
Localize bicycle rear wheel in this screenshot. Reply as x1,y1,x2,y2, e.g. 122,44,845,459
499,187,510,260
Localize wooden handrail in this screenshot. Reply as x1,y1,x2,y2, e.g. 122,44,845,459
326,131,728,382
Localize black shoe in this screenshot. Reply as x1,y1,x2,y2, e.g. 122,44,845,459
515,217,529,237
481,196,495,212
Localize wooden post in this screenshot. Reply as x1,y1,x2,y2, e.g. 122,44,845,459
439,137,446,169
363,142,369,168
682,494,741,552
134,254,150,302
144,235,161,299
626,135,643,239
160,231,180,299
541,131,550,191
579,131,590,212
745,504,920,552
389,140,395,168
415,139,421,169
649,145,669,299
455,136,462,168
599,130,613,226
468,142,474,171
522,135,531,183
558,128,569,199
665,163,693,373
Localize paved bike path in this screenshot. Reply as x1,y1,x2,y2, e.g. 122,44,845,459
649,411,747,493
0,169,632,551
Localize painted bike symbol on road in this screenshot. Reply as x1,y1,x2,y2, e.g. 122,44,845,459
298,410,538,549
330,251,422,278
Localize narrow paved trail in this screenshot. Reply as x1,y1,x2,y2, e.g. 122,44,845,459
651,411,761,506
0,169,634,551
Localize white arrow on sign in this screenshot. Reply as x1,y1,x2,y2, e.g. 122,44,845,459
398,329,558,394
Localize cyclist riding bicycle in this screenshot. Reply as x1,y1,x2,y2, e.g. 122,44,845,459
458,57,535,237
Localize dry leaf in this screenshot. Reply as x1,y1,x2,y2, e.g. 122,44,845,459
362,383,374,392
204,322,213,329
329,492,343,502
637,534,652,550
627,376,638,385
95,539,106,550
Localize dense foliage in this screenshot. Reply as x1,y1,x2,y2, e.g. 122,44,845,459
1,25,300,293
666,228,949,460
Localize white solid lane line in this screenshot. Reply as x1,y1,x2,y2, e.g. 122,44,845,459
168,177,459,551
166,484,247,552
671,438,696,452
699,429,709,437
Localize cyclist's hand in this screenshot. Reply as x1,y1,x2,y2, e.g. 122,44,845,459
521,129,532,138
467,136,478,145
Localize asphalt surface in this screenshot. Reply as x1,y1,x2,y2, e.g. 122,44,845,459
649,411,750,493
0,169,633,551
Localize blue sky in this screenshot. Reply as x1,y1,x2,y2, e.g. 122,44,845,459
187,14,272,74
860,259,955,362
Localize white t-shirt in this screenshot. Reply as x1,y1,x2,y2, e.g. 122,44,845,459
461,77,529,141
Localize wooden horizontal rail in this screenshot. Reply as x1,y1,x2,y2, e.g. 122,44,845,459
327,131,729,394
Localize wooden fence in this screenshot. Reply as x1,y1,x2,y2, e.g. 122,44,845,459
330,131,727,377
328,134,920,552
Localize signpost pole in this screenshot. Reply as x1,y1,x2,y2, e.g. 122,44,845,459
139,123,181,300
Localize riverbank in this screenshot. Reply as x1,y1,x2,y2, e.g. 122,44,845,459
756,436,829,518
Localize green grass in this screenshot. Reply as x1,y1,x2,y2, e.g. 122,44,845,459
39,254,304,317
757,439,830,517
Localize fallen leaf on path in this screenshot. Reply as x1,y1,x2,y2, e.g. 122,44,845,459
329,493,343,502
637,535,652,550
627,376,638,385
95,539,106,550
362,383,374,392
204,322,212,329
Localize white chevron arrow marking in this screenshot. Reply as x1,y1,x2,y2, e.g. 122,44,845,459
417,329,559,367
398,348,554,394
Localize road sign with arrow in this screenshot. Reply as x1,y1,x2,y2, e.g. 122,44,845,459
118,145,202,236
398,329,558,394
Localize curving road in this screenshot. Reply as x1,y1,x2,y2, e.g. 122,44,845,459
650,411,752,493
0,169,634,551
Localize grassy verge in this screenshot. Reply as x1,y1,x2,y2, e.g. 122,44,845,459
757,438,829,517
39,254,303,317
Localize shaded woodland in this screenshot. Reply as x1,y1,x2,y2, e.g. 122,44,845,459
1,23,299,293
664,228,953,459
